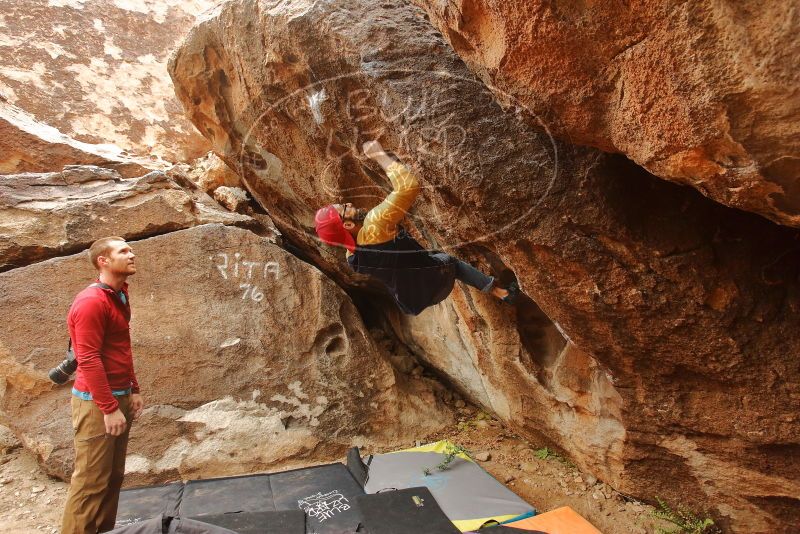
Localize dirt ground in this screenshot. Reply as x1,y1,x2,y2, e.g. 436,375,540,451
0,445,67,533
0,406,675,533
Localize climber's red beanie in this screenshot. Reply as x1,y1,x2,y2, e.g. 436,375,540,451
315,205,356,253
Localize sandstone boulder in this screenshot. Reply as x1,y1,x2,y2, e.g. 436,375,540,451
0,0,214,162
415,0,800,227
0,100,157,177
0,224,452,482
0,165,251,272
214,186,250,212
175,152,244,196
169,1,800,531
0,424,20,454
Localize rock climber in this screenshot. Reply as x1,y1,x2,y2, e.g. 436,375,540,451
315,140,519,315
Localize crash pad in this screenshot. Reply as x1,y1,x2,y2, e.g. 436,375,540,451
355,486,460,534
363,440,535,531
189,510,306,534
503,506,602,533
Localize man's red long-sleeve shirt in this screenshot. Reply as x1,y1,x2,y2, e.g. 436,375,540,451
68,282,139,414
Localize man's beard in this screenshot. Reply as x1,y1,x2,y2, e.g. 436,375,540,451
112,262,136,276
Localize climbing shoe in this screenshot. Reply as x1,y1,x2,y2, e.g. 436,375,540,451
501,280,520,304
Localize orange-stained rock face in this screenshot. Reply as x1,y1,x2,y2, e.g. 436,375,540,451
0,225,453,483
169,1,800,531
415,0,800,228
0,0,213,162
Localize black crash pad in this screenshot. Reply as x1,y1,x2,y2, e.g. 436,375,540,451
109,514,238,534
179,474,273,517
116,463,365,534
116,483,183,527
189,510,306,534
271,463,365,533
355,487,460,534
346,447,369,487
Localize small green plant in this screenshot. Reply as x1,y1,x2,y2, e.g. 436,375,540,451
474,411,492,421
652,497,720,534
436,443,471,471
533,446,576,468
535,447,555,460
457,411,494,432
421,443,471,476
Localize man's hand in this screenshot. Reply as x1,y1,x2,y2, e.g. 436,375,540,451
362,140,385,159
104,408,128,436
362,140,396,171
131,393,144,420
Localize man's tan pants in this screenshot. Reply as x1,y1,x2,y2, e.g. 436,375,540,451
61,395,132,534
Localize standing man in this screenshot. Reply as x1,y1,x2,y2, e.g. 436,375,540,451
315,141,519,316
62,237,144,534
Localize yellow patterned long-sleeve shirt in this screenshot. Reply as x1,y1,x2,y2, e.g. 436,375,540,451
356,161,420,246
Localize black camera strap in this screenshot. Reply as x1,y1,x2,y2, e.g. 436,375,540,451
92,282,113,290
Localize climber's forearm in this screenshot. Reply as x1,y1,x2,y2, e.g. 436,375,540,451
370,151,397,172
363,140,397,172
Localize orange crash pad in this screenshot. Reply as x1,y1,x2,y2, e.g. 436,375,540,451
504,506,602,533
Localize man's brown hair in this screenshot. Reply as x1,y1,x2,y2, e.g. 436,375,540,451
89,236,126,270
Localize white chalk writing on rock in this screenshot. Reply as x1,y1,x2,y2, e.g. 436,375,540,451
210,253,280,303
